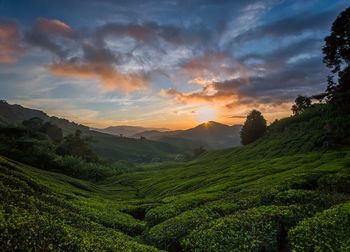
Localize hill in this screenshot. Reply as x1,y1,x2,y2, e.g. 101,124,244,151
0,101,180,162
0,100,88,132
1,104,350,251
94,125,169,137
134,121,242,150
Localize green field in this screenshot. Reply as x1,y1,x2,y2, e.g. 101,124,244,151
1,105,350,251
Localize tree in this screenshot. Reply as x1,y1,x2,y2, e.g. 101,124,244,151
57,130,98,162
42,122,63,143
240,110,267,145
291,95,311,115
22,117,44,134
323,6,350,109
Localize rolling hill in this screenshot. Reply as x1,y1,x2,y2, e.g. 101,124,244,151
0,100,180,162
134,121,242,149
1,103,350,251
0,101,242,161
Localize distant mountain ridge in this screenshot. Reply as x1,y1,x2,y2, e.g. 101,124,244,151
134,121,242,149
94,125,169,137
0,100,242,158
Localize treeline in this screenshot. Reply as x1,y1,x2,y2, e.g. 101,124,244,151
0,117,131,181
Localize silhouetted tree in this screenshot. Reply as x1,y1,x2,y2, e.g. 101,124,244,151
291,95,311,115
240,110,267,145
311,93,327,103
323,6,350,109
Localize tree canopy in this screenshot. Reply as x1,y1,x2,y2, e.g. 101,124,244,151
323,6,350,109
240,110,267,145
292,95,312,115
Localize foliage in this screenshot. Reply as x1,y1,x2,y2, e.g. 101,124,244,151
182,205,312,252
323,6,350,108
0,103,350,251
23,117,63,143
289,203,350,251
240,110,267,145
0,157,160,251
57,130,98,162
146,208,218,251
0,122,116,181
291,95,311,115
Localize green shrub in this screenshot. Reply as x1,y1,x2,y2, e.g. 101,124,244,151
145,194,215,226
272,189,347,208
289,203,350,251
0,160,159,251
146,208,219,250
318,173,350,194
182,205,311,252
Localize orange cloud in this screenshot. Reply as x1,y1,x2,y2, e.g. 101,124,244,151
160,87,239,105
35,17,78,39
0,20,23,63
47,62,149,92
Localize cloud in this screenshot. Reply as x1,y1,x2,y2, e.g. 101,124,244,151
179,52,249,86
25,17,79,58
0,19,24,63
240,37,323,68
98,21,212,49
163,53,326,110
47,61,150,92
235,8,339,43
34,17,78,38
160,86,239,105
22,17,151,93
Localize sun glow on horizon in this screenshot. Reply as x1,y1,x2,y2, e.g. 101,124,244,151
196,107,217,123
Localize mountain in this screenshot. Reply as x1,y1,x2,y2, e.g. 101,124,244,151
1,103,350,251
0,100,241,156
134,121,242,149
0,100,180,162
95,125,169,137
0,100,88,132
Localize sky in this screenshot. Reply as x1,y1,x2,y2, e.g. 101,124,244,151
0,0,348,129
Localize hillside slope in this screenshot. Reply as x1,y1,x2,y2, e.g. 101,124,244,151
1,104,350,251
0,101,180,162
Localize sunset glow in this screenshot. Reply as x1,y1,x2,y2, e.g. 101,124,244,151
196,107,217,124
0,0,346,129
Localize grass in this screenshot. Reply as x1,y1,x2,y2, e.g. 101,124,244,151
1,104,350,251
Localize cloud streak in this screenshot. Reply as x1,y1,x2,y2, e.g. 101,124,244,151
0,19,24,63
